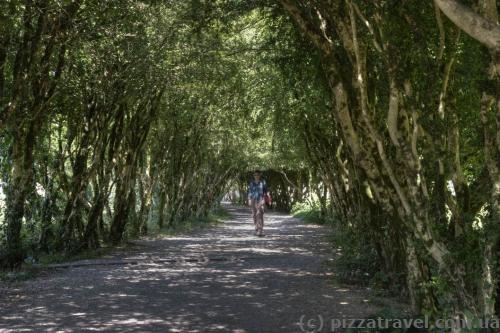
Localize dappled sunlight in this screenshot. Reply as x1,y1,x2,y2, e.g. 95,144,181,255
0,0,489,326
1,205,380,332
233,248,284,254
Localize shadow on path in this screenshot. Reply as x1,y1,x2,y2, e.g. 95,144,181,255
0,204,383,333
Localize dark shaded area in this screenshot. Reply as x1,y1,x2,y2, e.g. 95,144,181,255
235,170,310,212
0,205,382,333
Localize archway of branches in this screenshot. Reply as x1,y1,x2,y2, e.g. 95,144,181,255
0,0,499,321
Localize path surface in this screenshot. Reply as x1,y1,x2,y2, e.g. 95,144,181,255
1,204,383,333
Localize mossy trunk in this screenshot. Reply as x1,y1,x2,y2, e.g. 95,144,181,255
1,126,36,268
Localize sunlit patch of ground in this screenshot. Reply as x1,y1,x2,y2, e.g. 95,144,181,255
0,204,393,333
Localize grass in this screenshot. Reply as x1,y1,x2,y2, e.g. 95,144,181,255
0,265,40,282
37,247,115,266
1,206,232,283
292,202,323,223
157,206,230,237
0,247,115,282
291,201,336,225
293,208,325,224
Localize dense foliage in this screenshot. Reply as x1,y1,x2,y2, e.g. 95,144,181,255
0,0,498,324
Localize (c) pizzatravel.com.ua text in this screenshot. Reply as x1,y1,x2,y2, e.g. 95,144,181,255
298,314,500,332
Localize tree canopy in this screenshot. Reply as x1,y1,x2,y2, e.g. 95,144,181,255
0,0,498,323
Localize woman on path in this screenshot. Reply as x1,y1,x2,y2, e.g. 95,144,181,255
247,170,268,237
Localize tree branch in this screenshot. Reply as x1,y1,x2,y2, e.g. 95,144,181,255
434,0,500,50
279,0,333,55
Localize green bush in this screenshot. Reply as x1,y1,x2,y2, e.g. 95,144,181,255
291,201,334,225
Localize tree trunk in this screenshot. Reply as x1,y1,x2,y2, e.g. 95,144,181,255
38,175,55,253
157,189,167,229
81,185,105,251
1,125,36,268
434,0,500,50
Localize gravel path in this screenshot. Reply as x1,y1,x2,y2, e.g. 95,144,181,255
0,204,384,333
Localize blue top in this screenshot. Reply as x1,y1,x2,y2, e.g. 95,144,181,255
247,180,268,201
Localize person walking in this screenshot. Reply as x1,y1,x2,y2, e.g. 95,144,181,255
247,170,268,237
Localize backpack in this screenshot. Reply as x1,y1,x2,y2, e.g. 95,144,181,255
264,192,272,205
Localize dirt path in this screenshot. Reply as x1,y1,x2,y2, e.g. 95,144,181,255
0,204,385,333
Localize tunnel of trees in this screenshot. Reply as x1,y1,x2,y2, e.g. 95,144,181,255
0,0,498,324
